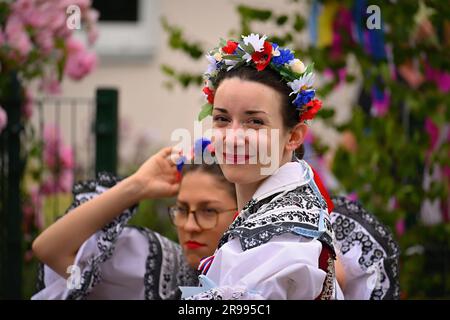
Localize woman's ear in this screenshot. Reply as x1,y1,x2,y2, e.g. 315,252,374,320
285,122,308,152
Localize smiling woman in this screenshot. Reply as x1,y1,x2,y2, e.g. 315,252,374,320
180,34,339,300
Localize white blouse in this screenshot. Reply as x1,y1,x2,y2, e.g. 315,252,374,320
181,160,343,300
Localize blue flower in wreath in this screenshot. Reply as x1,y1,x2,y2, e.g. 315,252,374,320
293,90,315,109
271,43,295,67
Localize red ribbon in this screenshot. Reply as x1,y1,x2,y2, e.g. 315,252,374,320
310,165,334,214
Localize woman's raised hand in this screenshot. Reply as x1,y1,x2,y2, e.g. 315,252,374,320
131,146,182,200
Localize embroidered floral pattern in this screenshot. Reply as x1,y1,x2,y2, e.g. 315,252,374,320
183,286,262,300
331,196,400,300
218,184,334,253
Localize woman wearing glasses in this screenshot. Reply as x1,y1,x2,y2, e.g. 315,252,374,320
32,141,238,299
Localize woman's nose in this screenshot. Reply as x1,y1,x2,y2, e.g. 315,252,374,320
183,212,202,232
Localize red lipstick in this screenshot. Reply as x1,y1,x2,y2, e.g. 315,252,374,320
184,241,207,250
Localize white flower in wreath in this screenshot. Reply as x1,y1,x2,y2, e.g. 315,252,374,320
288,72,315,95
205,54,218,75
242,33,267,52
289,59,306,74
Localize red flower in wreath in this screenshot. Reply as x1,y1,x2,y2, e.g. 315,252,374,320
251,41,272,71
203,86,215,104
299,99,322,121
222,40,239,54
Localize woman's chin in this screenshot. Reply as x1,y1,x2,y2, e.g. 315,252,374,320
220,164,262,185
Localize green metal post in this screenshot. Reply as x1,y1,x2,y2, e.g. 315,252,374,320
95,88,118,175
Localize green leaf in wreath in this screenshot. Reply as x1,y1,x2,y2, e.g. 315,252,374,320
198,103,213,121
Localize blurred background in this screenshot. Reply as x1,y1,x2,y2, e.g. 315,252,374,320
0,0,448,299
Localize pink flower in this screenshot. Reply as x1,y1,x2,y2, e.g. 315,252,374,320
371,89,391,117
338,68,347,85
347,192,359,202
436,72,450,93
323,68,334,81
425,63,450,93
12,0,45,29
65,38,97,80
41,175,57,195
35,30,54,54
58,169,74,193
395,218,405,237
0,106,7,134
424,117,439,152
5,14,32,58
60,146,74,169
43,124,62,168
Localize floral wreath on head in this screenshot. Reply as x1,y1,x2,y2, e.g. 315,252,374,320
198,33,322,123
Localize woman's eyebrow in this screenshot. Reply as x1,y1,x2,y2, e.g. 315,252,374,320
177,200,222,207
245,110,268,115
213,107,228,113
213,108,267,115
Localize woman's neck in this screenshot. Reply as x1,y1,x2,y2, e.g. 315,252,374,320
235,154,293,212
235,179,265,212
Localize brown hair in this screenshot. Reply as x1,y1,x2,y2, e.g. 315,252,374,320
181,163,236,200
214,65,305,159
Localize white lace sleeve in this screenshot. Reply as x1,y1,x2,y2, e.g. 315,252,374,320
183,234,334,300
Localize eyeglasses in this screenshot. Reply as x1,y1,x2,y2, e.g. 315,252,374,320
168,204,237,230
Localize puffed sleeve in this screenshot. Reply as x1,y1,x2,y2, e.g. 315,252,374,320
331,196,400,300
183,234,341,300
32,172,139,300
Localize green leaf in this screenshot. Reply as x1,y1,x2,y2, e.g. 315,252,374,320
304,62,315,75
293,14,305,31
239,42,254,54
316,108,335,119
237,5,272,22
219,38,228,47
276,15,288,26
198,103,213,121
221,54,241,61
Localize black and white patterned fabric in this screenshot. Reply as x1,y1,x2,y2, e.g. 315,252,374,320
218,160,335,255
33,172,198,300
331,196,400,300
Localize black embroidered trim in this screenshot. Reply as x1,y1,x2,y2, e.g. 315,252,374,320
131,226,198,300
219,185,335,253
331,196,400,300
35,262,46,294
